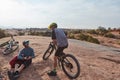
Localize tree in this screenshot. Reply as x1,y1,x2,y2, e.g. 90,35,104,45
0,29,6,38
97,26,108,35
108,27,111,31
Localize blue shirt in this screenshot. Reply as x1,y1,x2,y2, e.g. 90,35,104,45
53,28,68,47
18,47,35,60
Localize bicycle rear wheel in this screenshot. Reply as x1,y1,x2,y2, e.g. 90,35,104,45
61,54,80,79
43,46,54,60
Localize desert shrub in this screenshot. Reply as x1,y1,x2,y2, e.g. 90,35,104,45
77,33,89,41
28,31,51,37
42,31,51,36
87,36,100,44
75,33,100,44
108,27,112,32
5,33,11,37
70,30,82,34
28,31,36,35
97,26,108,35
0,29,6,38
87,29,98,34
18,32,25,36
68,33,75,39
28,31,40,36
104,33,116,38
13,34,17,36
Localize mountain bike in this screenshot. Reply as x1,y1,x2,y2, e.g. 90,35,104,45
43,42,80,79
2,40,19,55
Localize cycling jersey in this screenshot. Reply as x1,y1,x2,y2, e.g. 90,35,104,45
52,28,68,47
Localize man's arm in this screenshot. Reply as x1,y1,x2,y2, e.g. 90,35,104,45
52,30,57,45
17,50,24,60
27,48,35,60
52,39,56,45
31,48,35,58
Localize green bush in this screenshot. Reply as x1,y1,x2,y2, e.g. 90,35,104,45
77,33,89,41
66,30,100,44
104,33,115,38
75,33,100,44
87,36,100,44
68,33,75,39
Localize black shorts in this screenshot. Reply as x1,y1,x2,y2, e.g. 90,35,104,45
22,59,32,68
55,45,68,57
16,59,32,68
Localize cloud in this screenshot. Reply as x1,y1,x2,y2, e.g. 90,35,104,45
0,0,120,29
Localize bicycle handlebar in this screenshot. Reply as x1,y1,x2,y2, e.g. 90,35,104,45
50,42,56,50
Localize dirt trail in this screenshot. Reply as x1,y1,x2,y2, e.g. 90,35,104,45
0,36,120,80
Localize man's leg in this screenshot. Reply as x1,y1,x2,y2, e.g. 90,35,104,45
9,56,18,73
13,63,25,79
14,64,19,72
53,56,58,71
47,47,65,76
15,64,25,73
53,47,66,70
13,60,26,78
15,59,32,73
47,56,57,76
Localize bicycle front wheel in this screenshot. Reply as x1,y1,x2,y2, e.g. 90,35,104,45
3,44,19,55
43,46,54,60
61,54,80,79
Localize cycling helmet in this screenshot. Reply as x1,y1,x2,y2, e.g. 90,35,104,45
48,23,57,29
23,40,29,45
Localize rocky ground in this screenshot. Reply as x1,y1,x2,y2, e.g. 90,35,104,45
0,36,120,80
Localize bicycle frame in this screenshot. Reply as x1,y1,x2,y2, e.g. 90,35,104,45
6,40,15,49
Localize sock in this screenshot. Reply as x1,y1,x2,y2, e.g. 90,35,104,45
14,71,19,75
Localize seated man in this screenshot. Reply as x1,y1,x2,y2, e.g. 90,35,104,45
8,40,35,78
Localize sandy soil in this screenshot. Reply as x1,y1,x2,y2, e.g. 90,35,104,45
0,36,120,80
94,36,120,48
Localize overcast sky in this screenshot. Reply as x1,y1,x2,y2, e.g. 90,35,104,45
0,0,120,29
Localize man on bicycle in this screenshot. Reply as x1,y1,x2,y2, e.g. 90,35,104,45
47,22,68,76
8,40,35,78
